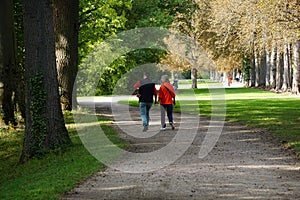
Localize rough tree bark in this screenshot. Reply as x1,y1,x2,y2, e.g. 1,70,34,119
20,0,71,163
53,0,79,111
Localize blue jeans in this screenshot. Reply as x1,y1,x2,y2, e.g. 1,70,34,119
139,102,152,126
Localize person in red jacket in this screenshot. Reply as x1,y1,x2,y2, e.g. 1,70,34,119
158,75,176,131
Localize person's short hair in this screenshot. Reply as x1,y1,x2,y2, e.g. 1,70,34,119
161,75,169,82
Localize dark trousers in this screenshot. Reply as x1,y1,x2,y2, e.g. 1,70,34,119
160,104,173,127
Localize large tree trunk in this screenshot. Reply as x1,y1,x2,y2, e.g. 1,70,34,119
0,0,18,126
292,40,300,94
53,0,79,111
282,43,292,91
20,0,71,163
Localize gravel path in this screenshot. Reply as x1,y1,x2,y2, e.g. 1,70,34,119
63,100,300,200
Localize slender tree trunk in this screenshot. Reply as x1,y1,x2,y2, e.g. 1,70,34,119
53,0,79,111
254,53,260,87
259,50,266,87
210,69,214,80
242,58,251,87
211,70,221,82
265,50,271,87
250,53,256,87
20,0,71,163
282,43,292,91
292,40,300,94
232,69,236,82
191,67,197,88
275,50,284,91
269,46,277,89
0,0,17,126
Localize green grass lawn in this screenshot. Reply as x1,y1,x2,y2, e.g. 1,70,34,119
177,87,291,98
0,112,126,200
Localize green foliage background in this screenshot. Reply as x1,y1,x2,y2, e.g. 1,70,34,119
77,0,196,96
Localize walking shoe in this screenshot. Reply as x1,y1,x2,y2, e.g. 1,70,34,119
170,122,175,130
160,124,166,131
143,126,148,132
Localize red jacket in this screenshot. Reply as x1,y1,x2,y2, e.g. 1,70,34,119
159,82,175,105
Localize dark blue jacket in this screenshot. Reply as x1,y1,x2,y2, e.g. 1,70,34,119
138,78,156,103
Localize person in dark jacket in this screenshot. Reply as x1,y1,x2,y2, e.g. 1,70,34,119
133,73,157,132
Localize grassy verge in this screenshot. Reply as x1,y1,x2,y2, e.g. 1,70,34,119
230,98,300,155
0,112,125,200
127,87,300,157
177,87,291,98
